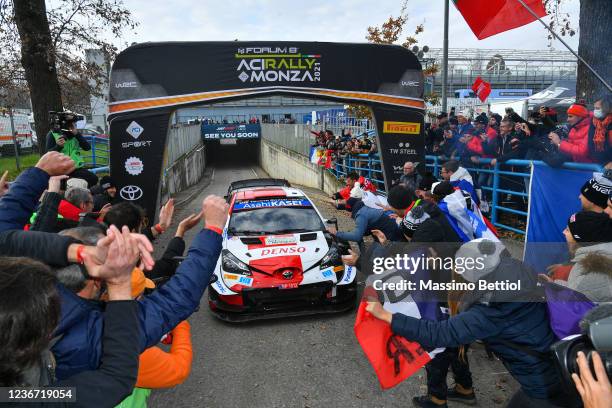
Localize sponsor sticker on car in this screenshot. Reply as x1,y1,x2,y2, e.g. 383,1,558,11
342,266,354,283
265,236,296,245
322,269,334,279
237,276,253,287
233,199,311,210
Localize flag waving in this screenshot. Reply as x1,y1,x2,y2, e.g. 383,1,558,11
453,0,547,40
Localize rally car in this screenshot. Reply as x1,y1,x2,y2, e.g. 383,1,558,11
208,180,357,322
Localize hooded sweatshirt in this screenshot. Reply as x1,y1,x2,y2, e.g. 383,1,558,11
556,242,612,303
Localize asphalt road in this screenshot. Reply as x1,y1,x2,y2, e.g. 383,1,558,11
148,164,519,408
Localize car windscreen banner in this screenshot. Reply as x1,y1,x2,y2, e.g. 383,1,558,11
202,124,261,140
233,199,312,211
107,41,424,222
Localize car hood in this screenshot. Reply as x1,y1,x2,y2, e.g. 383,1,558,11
225,232,329,274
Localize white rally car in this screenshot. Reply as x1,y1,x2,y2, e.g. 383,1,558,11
208,179,357,322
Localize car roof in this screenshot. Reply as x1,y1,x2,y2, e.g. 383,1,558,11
228,178,290,193
233,187,305,201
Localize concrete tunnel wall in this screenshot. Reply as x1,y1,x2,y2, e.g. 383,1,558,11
161,123,343,201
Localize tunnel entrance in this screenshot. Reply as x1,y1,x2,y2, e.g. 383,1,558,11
205,138,260,167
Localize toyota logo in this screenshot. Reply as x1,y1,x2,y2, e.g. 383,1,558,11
281,270,294,280
119,185,143,201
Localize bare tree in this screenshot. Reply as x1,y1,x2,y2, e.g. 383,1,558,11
1,0,137,153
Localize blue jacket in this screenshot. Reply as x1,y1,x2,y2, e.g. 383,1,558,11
0,167,49,231
391,257,560,399
336,201,400,242
52,228,222,379
0,166,224,380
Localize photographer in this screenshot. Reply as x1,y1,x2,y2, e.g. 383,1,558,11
46,111,98,187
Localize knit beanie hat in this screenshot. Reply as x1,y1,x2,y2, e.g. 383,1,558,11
581,175,612,209
66,178,88,191
387,184,416,210
100,176,115,191
567,103,589,118
400,205,430,238
567,211,612,243
432,181,455,198
454,239,505,282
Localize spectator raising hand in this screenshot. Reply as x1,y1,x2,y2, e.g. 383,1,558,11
176,211,203,238
35,151,76,176
202,195,229,231
81,225,155,274
0,170,8,197
572,351,612,408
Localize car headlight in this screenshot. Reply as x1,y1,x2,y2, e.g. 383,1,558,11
221,249,251,275
320,245,340,270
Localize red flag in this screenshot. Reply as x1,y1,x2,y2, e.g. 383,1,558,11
472,76,492,102
471,77,483,93
354,301,431,389
453,0,547,40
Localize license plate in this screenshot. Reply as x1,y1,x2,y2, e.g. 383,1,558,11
220,138,237,145
278,283,299,290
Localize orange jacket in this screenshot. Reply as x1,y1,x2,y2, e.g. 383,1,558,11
135,320,193,389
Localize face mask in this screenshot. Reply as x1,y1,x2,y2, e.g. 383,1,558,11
594,109,605,119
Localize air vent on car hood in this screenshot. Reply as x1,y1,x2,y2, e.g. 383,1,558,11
240,237,263,245
300,233,318,241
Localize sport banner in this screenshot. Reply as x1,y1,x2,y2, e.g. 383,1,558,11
202,123,261,140
524,163,595,272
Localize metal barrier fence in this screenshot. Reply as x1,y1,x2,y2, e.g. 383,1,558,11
327,151,602,236
82,136,109,174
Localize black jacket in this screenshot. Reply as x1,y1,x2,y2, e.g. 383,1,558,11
0,230,79,267
30,192,62,232
11,301,140,408
146,236,186,284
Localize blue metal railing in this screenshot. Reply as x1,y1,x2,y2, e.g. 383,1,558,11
329,154,385,191
327,152,602,236
81,135,109,174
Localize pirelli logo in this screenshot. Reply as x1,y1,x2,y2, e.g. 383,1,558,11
383,121,421,134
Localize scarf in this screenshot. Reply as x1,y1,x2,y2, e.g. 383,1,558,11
593,114,612,152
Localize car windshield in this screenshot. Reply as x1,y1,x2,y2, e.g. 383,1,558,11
228,206,324,235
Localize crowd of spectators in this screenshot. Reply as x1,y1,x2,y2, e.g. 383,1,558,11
311,128,377,174
330,151,612,408
0,149,229,407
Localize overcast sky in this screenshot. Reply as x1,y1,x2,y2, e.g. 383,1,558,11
119,0,580,51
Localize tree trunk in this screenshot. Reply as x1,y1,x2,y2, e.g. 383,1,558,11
13,0,63,155
577,0,612,104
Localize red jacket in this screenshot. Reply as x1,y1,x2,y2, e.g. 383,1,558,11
466,135,484,156
559,117,594,163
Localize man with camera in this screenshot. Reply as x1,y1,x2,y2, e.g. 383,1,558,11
45,111,98,188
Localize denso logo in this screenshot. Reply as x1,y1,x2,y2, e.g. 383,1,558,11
260,247,306,256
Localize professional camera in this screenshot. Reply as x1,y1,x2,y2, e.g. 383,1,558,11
551,304,612,405
49,111,84,134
